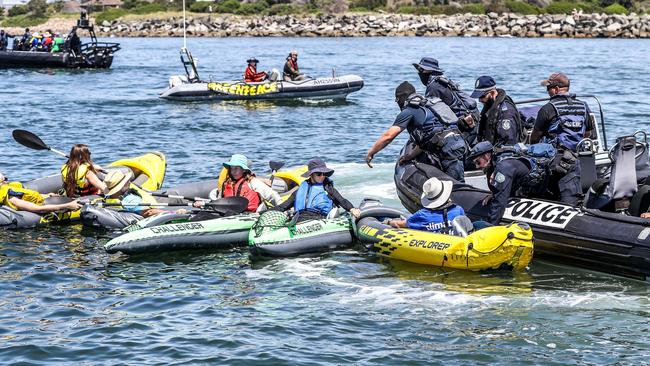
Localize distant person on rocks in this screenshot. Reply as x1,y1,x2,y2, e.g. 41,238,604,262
244,57,268,83
283,50,305,81
413,57,480,146
471,75,524,148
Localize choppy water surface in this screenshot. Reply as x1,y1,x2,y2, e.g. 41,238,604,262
1,37,649,364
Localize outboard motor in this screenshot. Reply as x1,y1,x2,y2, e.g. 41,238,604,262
268,68,280,82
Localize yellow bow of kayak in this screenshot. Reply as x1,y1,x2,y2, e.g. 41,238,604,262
108,151,166,191
359,221,534,272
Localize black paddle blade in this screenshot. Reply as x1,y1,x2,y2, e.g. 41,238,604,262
269,160,285,172
12,129,49,151
205,196,249,215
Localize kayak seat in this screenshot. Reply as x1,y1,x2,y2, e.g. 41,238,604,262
630,184,650,217
132,173,149,188
451,215,474,237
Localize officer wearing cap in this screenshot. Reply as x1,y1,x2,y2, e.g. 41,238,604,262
413,57,480,143
530,72,594,205
366,81,466,182
471,75,524,148
469,141,547,224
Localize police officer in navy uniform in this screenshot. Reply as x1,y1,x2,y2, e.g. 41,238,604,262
413,57,480,145
366,81,466,182
469,141,549,224
530,73,593,205
471,76,524,148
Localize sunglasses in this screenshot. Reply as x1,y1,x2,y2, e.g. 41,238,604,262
312,172,325,177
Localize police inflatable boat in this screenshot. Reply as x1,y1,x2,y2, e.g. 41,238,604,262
159,48,363,102
394,139,650,281
0,13,120,69
0,152,165,229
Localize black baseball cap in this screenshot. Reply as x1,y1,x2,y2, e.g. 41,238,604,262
471,75,497,98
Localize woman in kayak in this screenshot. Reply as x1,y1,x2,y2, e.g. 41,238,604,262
196,154,282,213
272,158,361,221
0,171,80,213
61,144,107,197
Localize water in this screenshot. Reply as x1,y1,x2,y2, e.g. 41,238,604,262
1,37,650,364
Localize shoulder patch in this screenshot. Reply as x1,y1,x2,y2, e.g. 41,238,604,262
501,119,511,130
501,104,508,111
495,172,506,184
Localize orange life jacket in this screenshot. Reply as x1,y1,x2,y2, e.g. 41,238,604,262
221,177,260,212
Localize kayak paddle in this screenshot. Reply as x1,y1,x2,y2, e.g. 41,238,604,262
12,129,69,158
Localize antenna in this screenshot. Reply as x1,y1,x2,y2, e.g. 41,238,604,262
182,0,187,49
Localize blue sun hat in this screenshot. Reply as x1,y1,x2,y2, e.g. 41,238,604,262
223,154,251,171
412,57,444,74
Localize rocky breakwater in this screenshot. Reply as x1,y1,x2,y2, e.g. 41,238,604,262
95,12,650,38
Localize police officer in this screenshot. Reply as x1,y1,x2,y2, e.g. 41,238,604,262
366,81,466,182
413,57,480,144
469,141,550,224
471,75,524,148
530,72,593,205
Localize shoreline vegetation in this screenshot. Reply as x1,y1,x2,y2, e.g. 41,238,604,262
1,0,649,38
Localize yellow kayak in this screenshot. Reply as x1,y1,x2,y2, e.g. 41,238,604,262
356,216,534,272
1,152,166,229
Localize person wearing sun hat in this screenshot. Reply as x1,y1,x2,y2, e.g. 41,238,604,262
388,177,465,233
471,75,524,148
244,57,268,83
102,170,167,217
272,158,360,221
201,154,281,213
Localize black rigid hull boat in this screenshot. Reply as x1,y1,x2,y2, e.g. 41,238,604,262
394,96,650,282
0,13,120,69
159,48,363,102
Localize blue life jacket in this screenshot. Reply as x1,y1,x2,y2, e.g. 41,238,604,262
547,95,588,151
294,181,334,216
407,204,465,233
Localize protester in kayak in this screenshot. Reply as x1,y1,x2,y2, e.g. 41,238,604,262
471,75,524,147
244,57,268,83
530,72,594,206
366,81,467,182
0,171,81,213
283,50,305,81
61,144,107,197
387,177,465,233
470,141,552,224
102,170,171,217
195,154,281,213
272,158,361,220
413,57,480,145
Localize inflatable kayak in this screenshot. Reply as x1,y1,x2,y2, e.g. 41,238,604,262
103,165,308,254
160,48,363,102
357,216,534,272
0,152,166,229
248,199,403,258
394,144,650,281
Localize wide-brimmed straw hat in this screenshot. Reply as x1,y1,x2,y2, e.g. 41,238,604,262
104,170,133,197
420,177,453,209
301,158,334,178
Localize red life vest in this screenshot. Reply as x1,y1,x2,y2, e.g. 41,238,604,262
221,177,260,212
244,65,267,83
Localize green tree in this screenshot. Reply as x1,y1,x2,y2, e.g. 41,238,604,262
26,0,48,17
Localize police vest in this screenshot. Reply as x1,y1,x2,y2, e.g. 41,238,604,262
221,177,261,212
433,76,478,118
294,181,334,216
0,182,45,210
548,95,588,151
61,163,100,197
407,95,459,149
497,143,555,192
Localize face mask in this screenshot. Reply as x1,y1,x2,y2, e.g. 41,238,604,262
418,73,430,86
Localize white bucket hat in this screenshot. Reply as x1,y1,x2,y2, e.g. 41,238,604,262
420,177,453,209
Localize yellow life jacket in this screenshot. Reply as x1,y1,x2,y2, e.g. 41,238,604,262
61,163,99,196
0,182,45,209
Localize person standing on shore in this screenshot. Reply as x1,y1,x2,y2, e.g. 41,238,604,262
530,72,593,205
470,75,524,148
283,50,305,81
413,57,480,145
